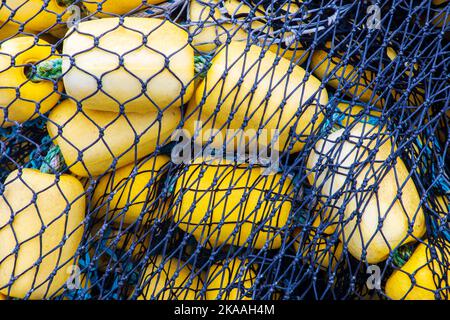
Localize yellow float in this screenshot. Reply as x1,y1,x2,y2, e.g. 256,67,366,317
0,0,71,33
0,36,62,127
0,22,22,41
306,123,425,263
138,255,202,300
91,154,171,225
386,240,450,300
184,41,328,154
310,41,385,107
189,0,247,53
172,158,293,249
205,257,257,300
47,99,180,177
431,0,449,28
189,0,308,63
0,168,85,299
62,17,194,114
89,223,150,272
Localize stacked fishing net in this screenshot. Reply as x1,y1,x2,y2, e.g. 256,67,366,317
0,0,448,300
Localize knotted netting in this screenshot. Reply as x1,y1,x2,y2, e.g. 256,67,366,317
0,0,448,300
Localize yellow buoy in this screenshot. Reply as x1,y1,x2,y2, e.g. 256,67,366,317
0,169,85,299
172,158,293,249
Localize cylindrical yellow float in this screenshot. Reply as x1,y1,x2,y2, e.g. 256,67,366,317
62,17,194,114
205,257,257,300
138,255,202,300
82,0,167,17
91,154,171,225
47,99,180,177
306,123,425,263
0,36,62,127
172,159,293,249
386,240,450,300
0,168,85,299
184,41,328,154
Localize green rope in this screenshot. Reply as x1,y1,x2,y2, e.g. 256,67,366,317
40,145,66,174
194,55,211,79
28,59,63,82
392,244,415,268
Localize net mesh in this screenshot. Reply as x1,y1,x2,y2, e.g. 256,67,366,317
0,0,448,300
